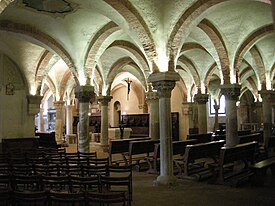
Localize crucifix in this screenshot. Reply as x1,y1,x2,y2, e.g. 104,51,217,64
124,78,132,100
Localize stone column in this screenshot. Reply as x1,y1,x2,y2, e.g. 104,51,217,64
213,104,220,131
98,95,113,150
66,104,74,135
194,93,209,134
39,107,45,132
182,102,194,139
260,90,275,148
146,84,159,140
54,101,65,144
220,84,241,147
75,85,94,153
149,72,180,186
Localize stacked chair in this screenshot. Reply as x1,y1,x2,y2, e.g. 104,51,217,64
0,146,132,206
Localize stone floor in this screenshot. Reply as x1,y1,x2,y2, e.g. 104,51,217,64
65,143,275,206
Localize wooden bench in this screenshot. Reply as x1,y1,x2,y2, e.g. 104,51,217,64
146,139,197,174
250,156,275,186
239,132,261,144
124,140,160,170
216,141,258,186
187,133,213,143
175,140,225,181
108,137,150,165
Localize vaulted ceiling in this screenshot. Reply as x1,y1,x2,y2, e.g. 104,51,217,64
0,0,274,103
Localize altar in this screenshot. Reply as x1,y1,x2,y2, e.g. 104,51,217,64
108,127,132,139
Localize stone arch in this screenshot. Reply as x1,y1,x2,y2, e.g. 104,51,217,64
84,21,120,77
59,70,73,101
0,20,79,83
234,24,273,74
167,0,271,67
108,40,150,74
198,19,229,84
104,0,157,68
106,57,147,94
250,46,266,89
177,55,201,90
204,63,218,89
45,76,56,101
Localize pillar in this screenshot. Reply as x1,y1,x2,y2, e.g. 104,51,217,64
98,95,113,149
213,104,220,131
75,85,94,153
260,90,275,148
194,93,209,134
54,101,65,144
146,84,159,140
66,104,74,135
220,84,241,147
182,102,194,138
149,72,180,186
39,107,45,132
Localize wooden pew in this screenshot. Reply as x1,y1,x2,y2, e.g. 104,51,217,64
35,132,60,148
175,140,225,181
108,137,150,165
124,140,160,170
216,141,258,186
187,133,213,143
146,139,197,174
239,132,261,144
249,156,275,186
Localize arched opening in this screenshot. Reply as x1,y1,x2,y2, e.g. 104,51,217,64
113,101,121,127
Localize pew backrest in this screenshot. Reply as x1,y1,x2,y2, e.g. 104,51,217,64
187,133,213,143
219,141,258,166
127,140,160,165
239,133,261,144
108,137,150,164
185,140,225,162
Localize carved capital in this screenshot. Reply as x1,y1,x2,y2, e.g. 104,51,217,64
220,84,241,100
27,95,43,115
97,95,113,106
194,93,209,104
148,72,180,98
152,81,176,98
54,101,65,110
259,90,275,102
75,86,94,103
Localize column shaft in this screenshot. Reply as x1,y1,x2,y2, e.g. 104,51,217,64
260,90,275,148
54,101,65,144
75,86,94,153
66,105,74,135
98,96,112,149
149,72,180,186
146,86,159,140
221,84,240,147
194,94,208,134
39,108,45,132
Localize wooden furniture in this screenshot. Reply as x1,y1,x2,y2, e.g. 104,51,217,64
176,140,225,180
187,133,213,143
146,139,197,174
73,115,101,134
216,141,258,186
2,137,39,154
108,137,150,165
250,156,275,186
35,132,60,148
125,140,160,170
122,112,179,140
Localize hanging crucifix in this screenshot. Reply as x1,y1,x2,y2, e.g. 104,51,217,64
125,78,132,100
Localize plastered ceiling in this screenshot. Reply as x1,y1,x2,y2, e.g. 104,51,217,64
0,0,274,102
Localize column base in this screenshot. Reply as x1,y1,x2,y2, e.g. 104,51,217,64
153,175,177,186
99,144,109,153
